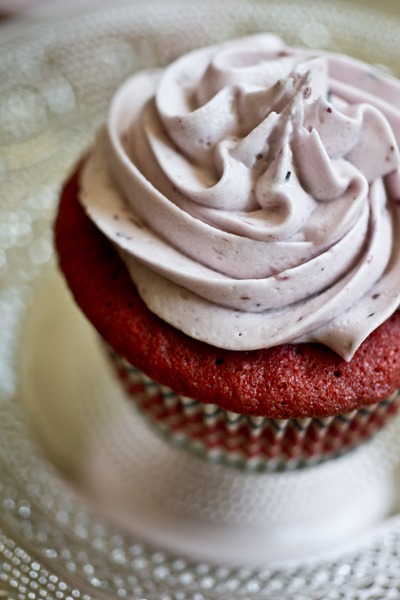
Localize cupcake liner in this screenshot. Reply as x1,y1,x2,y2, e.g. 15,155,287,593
106,346,400,471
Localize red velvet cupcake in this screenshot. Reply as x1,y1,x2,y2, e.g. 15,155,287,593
55,34,400,470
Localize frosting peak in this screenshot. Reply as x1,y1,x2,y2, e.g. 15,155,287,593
80,34,400,360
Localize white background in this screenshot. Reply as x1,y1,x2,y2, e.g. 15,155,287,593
0,0,398,16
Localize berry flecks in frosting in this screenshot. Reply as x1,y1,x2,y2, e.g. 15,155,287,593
79,34,400,360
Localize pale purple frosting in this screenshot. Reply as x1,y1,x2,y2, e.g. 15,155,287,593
80,34,400,359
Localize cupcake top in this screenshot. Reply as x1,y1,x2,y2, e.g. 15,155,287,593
79,33,400,361
56,34,400,417
56,167,400,417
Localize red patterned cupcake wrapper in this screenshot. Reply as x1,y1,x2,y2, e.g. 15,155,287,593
107,348,400,471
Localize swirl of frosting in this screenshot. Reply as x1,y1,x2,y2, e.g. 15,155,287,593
80,34,400,360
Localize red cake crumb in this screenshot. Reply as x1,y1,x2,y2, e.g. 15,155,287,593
54,165,400,419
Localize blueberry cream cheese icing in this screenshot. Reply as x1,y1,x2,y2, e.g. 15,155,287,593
79,33,400,361
56,34,400,468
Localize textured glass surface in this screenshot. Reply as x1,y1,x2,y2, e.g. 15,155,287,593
1,1,400,597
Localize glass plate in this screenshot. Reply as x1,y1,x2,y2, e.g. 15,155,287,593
2,1,400,598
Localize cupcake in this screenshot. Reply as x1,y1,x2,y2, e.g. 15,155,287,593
55,34,400,471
